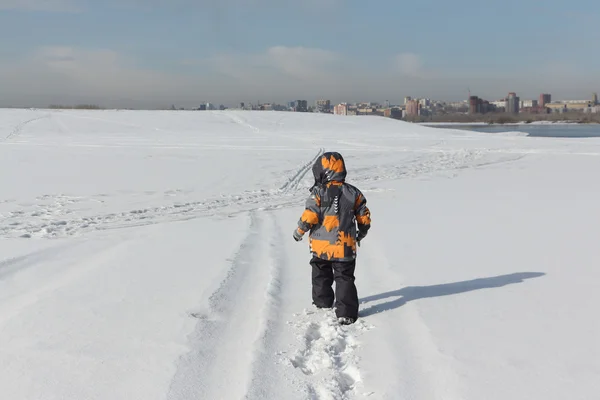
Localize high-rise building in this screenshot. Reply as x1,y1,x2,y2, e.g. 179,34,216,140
315,99,331,113
406,100,420,116
295,100,308,112
404,96,412,105
593,93,598,105
507,92,520,113
469,96,479,114
539,93,551,107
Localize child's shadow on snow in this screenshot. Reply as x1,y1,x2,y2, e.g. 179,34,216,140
358,272,546,318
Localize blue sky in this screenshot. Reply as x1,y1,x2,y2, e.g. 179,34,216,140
0,0,599,107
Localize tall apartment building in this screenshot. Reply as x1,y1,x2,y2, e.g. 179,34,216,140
406,100,420,116
593,93,598,105
539,93,551,107
469,96,479,114
316,99,331,113
507,92,520,113
295,100,308,112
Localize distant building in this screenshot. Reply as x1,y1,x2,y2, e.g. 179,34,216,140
539,93,551,107
545,101,594,112
287,101,296,110
406,100,420,116
521,100,538,108
206,103,215,110
593,93,598,105
507,92,520,113
587,106,600,114
198,104,207,111
315,99,331,113
384,107,402,119
469,96,495,114
334,103,349,115
295,100,308,112
469,96,479,114
491,100,507,109
404,96,412,105
240,102,245,109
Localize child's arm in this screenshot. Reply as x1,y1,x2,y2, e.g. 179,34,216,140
293,190,321,241
354,191,371,242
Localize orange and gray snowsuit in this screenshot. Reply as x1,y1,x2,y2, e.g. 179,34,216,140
296,152,371,262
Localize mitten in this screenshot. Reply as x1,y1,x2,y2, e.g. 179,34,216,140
293,229,303,242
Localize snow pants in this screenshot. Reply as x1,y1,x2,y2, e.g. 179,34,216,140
310,256,358,319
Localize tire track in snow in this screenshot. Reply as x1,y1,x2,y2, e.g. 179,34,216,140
167,211,275,400
243,211,289,399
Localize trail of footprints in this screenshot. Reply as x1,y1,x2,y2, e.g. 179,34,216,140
0,148,498,239
285,309,374,400
0,150,323,239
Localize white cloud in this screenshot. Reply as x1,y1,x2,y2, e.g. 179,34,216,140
187,46,351,101
206,46,341,82
266,46,340,81
394,53,430,79
0,46,450,107
0,46,204,108
0,45,596,108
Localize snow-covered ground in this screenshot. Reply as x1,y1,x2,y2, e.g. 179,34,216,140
1,109,599,399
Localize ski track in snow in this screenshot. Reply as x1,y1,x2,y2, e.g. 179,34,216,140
0,148,519,239
4,114,50,141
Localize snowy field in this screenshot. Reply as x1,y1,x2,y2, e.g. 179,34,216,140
1,109,599,399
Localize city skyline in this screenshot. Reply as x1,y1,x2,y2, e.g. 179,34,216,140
1,0,599,108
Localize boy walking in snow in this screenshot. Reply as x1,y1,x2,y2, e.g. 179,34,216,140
293,152,371,325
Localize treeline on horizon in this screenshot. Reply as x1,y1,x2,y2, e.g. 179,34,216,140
407,111,600,124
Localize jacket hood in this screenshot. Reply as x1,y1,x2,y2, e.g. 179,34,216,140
310,152,347,190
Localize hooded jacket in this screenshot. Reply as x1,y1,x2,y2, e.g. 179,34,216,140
296,152,371,262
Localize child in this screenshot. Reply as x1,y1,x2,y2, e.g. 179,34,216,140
293,152,371,325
